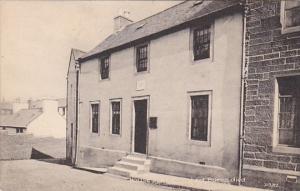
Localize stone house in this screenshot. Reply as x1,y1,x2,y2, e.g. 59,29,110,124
241,0,300,190
70,0,245,180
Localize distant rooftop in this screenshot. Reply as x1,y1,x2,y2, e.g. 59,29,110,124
0,109,42,128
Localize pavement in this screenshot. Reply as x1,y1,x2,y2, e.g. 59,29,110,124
130,172,273,191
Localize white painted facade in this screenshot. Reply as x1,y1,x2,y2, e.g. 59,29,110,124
26,100,66,138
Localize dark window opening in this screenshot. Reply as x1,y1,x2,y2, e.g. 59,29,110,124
111,101,121,135
277,76,300,148
91,103,99,133
284,1,300,28
193,25,210,61
191,95,209,141
136,45,148,72
100,56,109,79
16,128,23,133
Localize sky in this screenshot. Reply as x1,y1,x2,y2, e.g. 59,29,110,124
0,1,180,102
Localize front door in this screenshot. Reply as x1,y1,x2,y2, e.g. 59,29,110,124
134,99,148,154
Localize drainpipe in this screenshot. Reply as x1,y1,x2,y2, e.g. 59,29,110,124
238,1,248,185
74,60,80,167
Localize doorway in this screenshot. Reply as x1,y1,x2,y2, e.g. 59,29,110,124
133,99,148,154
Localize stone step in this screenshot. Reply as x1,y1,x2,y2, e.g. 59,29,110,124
115,161,143,171
107,166,137,178
123,155,150,165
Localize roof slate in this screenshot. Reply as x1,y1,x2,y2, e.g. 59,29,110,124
81,0,240,60
0,109,42,128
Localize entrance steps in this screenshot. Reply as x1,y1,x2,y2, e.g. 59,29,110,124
108,154,151,178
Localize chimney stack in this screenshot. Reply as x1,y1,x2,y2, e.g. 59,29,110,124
114,10,133,32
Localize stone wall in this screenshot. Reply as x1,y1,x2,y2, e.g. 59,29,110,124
243,0,300,190
0,130,33,160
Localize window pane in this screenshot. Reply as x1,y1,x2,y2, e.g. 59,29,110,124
136,45,148,72
100,57,109,79
277,76,300,147
191,95,209,141
285,7,300,28
193,25,210,61
111,102,120,135
91,104,99,133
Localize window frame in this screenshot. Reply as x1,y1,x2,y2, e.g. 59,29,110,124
190,21,214,64
273,74,300,154
109,98,122,136
187,90,212,145
280,1,300,34
99,55,110,80
135,42,150,74
90,101,100,135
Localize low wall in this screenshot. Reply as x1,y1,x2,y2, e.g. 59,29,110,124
76,146,128,168
0,130,33,160
149,156,228,180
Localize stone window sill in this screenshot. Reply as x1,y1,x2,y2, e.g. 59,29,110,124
273,145,300,155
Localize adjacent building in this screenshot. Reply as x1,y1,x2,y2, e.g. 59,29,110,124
66,48,86,163
0,99,66,138
242,0,300,190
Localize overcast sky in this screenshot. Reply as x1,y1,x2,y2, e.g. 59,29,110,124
0,1,180,102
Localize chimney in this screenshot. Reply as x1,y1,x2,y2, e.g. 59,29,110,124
114,10,133,32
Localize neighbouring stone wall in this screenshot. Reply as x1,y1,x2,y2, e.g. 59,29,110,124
0,130,33,160
243,0,300,190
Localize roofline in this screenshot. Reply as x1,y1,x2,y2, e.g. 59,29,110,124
79,2,243,62
67,48,85,76
1,125,27,129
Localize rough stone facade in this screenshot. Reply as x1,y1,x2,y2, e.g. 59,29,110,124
242,0,300,190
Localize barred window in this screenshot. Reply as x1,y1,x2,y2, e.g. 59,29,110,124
91,103,99,133
281,1,300,33
193,25,210,61
277,76,300,148
190,95,209,141
111,101,121,135
100,56,109,79
136,44,148,72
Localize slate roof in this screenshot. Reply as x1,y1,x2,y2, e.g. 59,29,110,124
0,109,42,128
80,0,241,60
